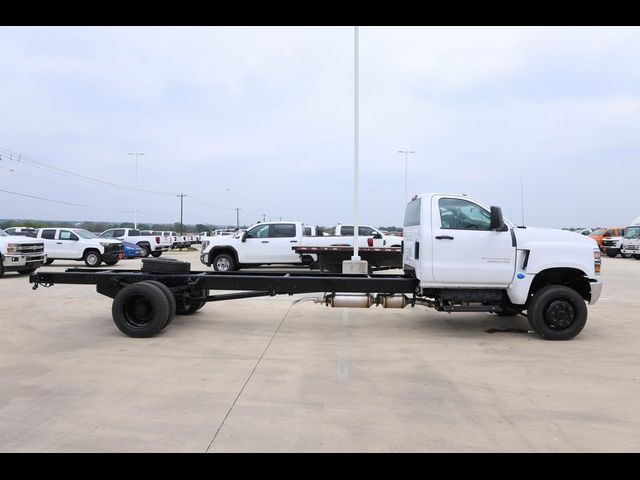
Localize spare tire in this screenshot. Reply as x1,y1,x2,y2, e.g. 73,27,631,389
141,257,191,274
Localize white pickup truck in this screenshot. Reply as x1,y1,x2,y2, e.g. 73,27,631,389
34,227,123,267
333,224,402,247
200,221,385,271
100,228,171,258
0,229,47,276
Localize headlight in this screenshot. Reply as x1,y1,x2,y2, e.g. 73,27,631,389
594,249,601,274
6,243,17,254
99,242,111,247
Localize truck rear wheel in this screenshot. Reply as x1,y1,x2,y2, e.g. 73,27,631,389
145,280,176,329
527,285,587,340
213,253,236,272
138,243,151,258
111,282,171,337
150,251,162,257
84,250,103,267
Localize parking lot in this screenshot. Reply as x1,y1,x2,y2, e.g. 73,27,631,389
0,250,639,452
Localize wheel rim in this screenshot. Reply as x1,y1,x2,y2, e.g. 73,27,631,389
216,257,230,271
123,295,154,328
544,300,576,330
87,253,98,266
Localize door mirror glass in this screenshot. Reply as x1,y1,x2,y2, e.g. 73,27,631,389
490,206,505,231
241,231,247,242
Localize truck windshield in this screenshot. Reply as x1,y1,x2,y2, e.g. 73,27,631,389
624,227,640,239
0,229,8,237
73,229,99,239
591,228,606,236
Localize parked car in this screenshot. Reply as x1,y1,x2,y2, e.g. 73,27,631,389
100,228,171,257
333,223,403,247
590,227,625,251
3,226,38,237
122,240,145,259
34,227,123,267
0,228,46,276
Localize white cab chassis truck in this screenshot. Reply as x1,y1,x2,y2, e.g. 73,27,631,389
0,229,46,276
30,192,602,341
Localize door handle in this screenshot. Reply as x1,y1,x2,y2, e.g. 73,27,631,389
56,242,63,244
435,235,454,240
261,241,269,243
290,240,297,243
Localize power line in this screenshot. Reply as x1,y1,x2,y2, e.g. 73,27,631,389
0,146,176,197
0,188,168,216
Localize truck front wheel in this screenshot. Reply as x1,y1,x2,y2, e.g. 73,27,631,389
212,253,236,272
17,268,38,275
527,285,587,340
138,243,151,258
84,250,103,267
150,251,162,257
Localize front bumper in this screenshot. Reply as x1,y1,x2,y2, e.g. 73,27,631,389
589,279,603,305
2,253,47,270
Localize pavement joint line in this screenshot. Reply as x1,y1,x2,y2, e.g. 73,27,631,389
204,302,295,453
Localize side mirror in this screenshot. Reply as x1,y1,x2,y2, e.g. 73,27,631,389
241,232,248,242
372,232,383,239
490,206,505,231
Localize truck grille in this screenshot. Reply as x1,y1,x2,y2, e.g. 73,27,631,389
624,244,638,250
602,240,617,247
16,243,44,254
104,243,124,254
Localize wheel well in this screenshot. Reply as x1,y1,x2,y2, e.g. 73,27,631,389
209,247,238,264
529,268,591,301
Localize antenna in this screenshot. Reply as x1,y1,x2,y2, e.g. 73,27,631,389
520,176,525,226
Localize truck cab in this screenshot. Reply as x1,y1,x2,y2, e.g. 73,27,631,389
402,193,602,339
621,220,640,259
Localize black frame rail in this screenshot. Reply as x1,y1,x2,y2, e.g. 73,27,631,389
30,268,418,296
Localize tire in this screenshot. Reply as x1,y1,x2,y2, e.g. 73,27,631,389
144,280,176,329
634,255,640,260
84,250,103,267
150,251,162,258
45,258,54,265
0,258,4,277
622,253,631,258
138,243,151,258
605,248,619,258
212,253,236,272
111,282,171,338
176,287,208,315
104,260,119,266
17,268,38,275
527,285,588,340
141,258,191,274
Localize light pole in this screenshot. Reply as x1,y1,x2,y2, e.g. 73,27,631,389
128,152,145,229
222,188,231,228
397,150,414,203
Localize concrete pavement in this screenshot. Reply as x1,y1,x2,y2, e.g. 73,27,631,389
0,250,638,452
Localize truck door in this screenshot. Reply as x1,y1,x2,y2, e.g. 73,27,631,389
40,229,59,258
431,196,516,286
243,224,271,263
268,223,300,263
57,229,80,259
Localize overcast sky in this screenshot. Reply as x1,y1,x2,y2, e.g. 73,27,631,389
1,26,639,228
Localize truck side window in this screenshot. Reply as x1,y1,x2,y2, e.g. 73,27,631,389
341,226,354,236
59,230,78,241
246,224,270,239
41,229,56,240
439,198,491,231
303,227,311,236
113,229,125,237
359,227,374,236
271,224,296,238
404,198,421,226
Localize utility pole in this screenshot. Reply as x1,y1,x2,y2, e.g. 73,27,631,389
128,152,144,228
177,193,186,235
235,208,241,229
397,150,415,202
